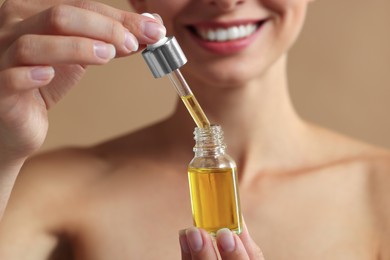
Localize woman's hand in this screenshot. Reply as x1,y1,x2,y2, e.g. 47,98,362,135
179,224,265,260
0,0,166,161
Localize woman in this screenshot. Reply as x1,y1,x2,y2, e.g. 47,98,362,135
0,0,389,259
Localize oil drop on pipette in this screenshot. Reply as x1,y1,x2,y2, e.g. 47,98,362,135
169,70,210,129
181,94,209,129
141,14,241,234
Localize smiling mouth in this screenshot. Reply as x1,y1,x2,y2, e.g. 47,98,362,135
188,20,267,42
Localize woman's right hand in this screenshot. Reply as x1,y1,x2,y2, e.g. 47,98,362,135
179,223,265,260
0,0,166,161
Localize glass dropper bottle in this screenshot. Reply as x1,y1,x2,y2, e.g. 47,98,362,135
142,34,210,128
141,16,242,235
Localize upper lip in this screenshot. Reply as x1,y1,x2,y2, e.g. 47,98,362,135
187,18,268,30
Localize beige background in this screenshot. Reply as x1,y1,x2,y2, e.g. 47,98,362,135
1,0,389,151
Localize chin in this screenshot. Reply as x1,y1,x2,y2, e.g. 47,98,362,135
182,62,258,89
182,54,270,89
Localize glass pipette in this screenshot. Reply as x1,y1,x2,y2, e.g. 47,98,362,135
142,34,210,128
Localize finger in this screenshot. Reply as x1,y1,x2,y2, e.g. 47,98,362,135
12,5,139,56
0,66,54,96
238,220,265,259
0,67,52,116
61,1,167,44
1,35,115,69
185,227,218,260
216,229,250,260
149,13,164,25
179,229,192,260
2,1,165,55
68,1,167,44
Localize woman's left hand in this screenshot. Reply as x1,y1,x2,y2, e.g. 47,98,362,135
179,223,265,260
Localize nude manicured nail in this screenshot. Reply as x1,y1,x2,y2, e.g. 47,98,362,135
31,67,55,81
217,228,236,253
152,13,164,24
142,21,166,41
124,31,138,52
94,42,116,60
186,227,203,252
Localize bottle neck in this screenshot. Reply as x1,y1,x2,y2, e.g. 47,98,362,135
193,125,226,157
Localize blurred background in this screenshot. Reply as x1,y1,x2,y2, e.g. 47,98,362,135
1,0,389,151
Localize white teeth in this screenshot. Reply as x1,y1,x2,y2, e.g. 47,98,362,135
227,26,239,40
197,23,258,42
207,30,216,41
216,28,228,41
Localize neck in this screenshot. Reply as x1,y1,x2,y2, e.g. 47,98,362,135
162,56,310,180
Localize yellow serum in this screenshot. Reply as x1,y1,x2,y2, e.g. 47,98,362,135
181,94,210,128
188,167,242,235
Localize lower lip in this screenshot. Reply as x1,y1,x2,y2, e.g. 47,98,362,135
189,24,265,55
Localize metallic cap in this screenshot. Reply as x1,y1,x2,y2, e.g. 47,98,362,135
142,36,187,78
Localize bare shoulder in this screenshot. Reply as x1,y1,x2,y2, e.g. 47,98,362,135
3,146,110,221
312,127,390,256
339,138,390,257
12,121,166,194
362,146,390,257
359,143,390,209
328,131,390,192
343,137,390,175
311,124,390,172
0,146,110,258
17,146,110,193
3,121,174,223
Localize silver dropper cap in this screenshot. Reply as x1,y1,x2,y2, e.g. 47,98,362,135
142,36,187,78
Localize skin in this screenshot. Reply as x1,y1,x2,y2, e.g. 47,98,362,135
0,0,389,259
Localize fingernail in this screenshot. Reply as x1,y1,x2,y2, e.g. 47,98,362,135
185,227,203,252
152,13,163,24
216,228,235,253
94,42,116,60
124,30,139,52
179,230,190,253
31,67,55,81
141,21,166,41
141,12,155,19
